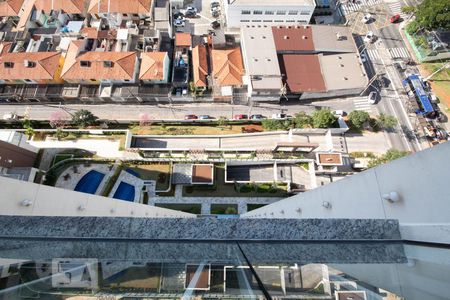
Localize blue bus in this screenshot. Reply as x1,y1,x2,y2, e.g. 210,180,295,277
402,74,435,117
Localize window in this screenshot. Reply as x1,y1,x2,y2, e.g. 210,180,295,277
251,20,261,22
253,10,263,15
241,10,251,15
274,20,284,22
24,79,32,82
263,20,273,22
103,61,113,68
90,79,96,82
300,11,310,15
288,10,298,15
4,62,13,68
264,11,274,15
276,10,286,15
133,14,139,17
240,20,250,22
80,61,91,67
123,13,128,17
124,79,130,82
286,20,295,22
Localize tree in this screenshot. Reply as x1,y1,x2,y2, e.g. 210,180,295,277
348,110,370,130
401,5,416,15
55,128,67,140
24,127,34,139
293,111,313,128
414,0,450,31
49,111,67,128
225,207,237,215
261,119,290,131
217,116,228,128
139,113,151,127
71,109,98,128
311,109,336,128
22,118,34,139
368,149,409,168
376,113,398,130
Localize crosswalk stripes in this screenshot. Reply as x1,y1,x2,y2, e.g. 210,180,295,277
388,47,410,59
340,0,382,15
386,1,407,19
366,49,380,61
353,97,373,112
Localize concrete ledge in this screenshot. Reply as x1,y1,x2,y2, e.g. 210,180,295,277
0,216,401,241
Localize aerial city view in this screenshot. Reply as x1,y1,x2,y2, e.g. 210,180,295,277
0,0,448,298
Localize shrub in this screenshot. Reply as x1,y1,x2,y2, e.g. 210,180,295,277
348,111,370,130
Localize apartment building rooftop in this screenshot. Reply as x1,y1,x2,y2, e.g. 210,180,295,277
226,0,316,6
280,54,326,93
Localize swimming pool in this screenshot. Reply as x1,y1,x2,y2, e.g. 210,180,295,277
74,170,105,194
113,182,136,202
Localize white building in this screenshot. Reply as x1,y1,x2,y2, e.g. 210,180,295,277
223,0,316,28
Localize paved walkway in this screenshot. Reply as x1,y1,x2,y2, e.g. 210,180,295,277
29,138,124,158
149,185,283,214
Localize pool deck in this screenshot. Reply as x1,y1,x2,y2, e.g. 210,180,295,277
55,163,117,196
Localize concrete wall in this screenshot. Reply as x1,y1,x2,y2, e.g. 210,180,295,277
243,142,450,244
0,176,194,218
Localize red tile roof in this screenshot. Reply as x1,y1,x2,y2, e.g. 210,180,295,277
279,54,326,93
139,52,167,81
192,45,208,87
88,0,152,14
211,47,244,87
0,50,61,81
272,25,314,52
175,33,191,47
0,0,24,16
62,41,137,81
34,0,87,14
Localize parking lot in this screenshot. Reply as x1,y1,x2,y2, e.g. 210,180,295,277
173,0,224,36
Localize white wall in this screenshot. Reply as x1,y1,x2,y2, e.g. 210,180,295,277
0,176,195,218
243,142,450,243
225,4,315,28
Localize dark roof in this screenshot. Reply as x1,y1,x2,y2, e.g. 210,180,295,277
279,54,326,93
272,25,314,52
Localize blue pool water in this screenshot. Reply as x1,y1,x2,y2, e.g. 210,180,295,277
125,168,141,178
74,170,105,194
113,182,136,202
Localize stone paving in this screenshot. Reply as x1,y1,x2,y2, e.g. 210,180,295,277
55,163,116,196
149,185,283,215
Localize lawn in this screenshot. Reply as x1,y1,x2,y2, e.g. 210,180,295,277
420,63,450,108
52,154,74,166
130,125,246,135
210,204,238,215
155,203,201,214
128,163,171,191
182,165,288,197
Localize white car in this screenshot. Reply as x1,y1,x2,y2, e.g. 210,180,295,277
368,91,377,104
364,31,375,43
272,113,287,119
361,13,372,24
185,6,197,13
334,110,346,117
173,18,185,27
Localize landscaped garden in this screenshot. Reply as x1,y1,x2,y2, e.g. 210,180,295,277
182,165,288,197
127,163,171,191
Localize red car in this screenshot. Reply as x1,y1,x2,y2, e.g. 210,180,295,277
184,114,198,120
234,114,248,120
390,14,401,23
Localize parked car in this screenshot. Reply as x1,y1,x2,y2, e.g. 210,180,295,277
186,6,197,13
333,110,346,117
234,114,248,120
390,14,401,23
210,20,220,29
2,113,19,120
368,91,377,104
185,10,197,18
184,114,198,120
363,31,375,43
361,13,372,24
198,115,213,120
210,2,220,9
272,113,287,119
360,52,367,63
250,114,264,120
173,18,185,27
394,61,406,71
212,10,220,18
